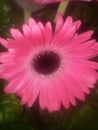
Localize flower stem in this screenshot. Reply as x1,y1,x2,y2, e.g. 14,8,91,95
57,0,69,16
24,9,31,23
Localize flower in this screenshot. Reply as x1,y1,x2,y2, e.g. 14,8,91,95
0,13,98,112
24,0,91,5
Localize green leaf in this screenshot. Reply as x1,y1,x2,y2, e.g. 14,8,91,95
67,105,98,130
0,94,23,123
0,122,35,130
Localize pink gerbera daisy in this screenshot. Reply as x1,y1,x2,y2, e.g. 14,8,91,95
0,13,98,112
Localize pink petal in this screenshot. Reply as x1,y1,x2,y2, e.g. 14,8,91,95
10,28,24,41
0,38,8,48
55,13,64,33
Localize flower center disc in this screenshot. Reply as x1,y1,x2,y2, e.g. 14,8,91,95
33,51,61,75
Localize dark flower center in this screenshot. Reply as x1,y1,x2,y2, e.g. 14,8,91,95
33,51,61,75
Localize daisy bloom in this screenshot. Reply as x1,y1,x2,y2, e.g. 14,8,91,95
24,0,91,5
0,13,98,112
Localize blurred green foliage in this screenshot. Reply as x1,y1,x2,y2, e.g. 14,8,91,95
0,94,22,123
0,0,23,37
0,0,98,130
67,105,98,130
